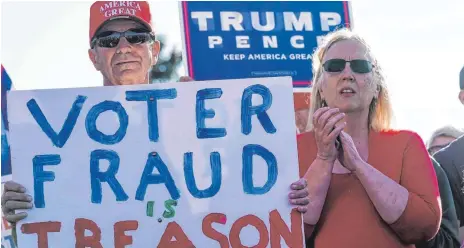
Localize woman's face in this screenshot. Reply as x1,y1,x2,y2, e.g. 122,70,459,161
319,39,378,114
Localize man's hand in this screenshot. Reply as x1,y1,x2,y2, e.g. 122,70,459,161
178,76,194,82
2,181,32,223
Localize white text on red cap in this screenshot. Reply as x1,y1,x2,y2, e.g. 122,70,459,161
100,1,142,18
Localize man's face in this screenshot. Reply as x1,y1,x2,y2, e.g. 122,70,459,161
88,19,160,86
428,135,457,155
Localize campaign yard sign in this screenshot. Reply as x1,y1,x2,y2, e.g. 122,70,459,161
8,77,304,247
180,1,353,89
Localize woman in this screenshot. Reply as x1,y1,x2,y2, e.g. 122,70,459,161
298,28,441,247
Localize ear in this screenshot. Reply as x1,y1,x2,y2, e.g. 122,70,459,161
459,90,464,105
151,40,160,66
88,48,100,71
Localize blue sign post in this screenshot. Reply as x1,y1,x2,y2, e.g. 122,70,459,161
1,66,12,177
181,1,352,88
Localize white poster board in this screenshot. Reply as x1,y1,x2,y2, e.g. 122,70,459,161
8,76,304,247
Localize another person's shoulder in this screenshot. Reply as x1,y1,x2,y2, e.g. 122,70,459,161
434,136,464,225
434,135,464,161
433,135,464,178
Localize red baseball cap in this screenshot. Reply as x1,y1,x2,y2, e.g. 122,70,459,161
89,1,153,44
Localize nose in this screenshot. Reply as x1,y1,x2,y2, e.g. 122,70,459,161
115,37,132,54
340,62,355,81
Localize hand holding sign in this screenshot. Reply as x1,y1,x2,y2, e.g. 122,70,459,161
2,181,32,223
289,179,309,213
178,76,194,82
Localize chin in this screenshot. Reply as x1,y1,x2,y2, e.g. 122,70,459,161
120,79,147,85
335,104,360,113
117,73,147,85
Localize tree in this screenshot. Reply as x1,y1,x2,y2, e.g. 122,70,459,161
150,34,183,83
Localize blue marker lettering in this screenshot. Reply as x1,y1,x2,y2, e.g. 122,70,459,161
184,152,221,198
27,96,86,148
136,152,180,201
241,84,276,135
126,89,177,142
196,88,227,139
242,144,278,194
90,149,128,203
33,155,61,208
85,101,128,145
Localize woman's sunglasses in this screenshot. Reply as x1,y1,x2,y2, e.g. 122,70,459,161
91,29,155,48
322,59,374,74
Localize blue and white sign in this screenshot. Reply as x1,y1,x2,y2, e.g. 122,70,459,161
8,77,303,247
180,1,353,88
2,66,13,177
1,66,16,248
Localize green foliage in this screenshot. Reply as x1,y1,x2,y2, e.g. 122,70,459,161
150,34,183,83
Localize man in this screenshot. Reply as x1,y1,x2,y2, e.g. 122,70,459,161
87,1,190,85
416,156,461,248
1,0,194,243
427,125,464,155
1,2,310,246
433,65,464,244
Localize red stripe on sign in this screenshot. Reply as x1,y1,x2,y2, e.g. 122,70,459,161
343,1,350,28
293,81,312,86
182,1,195,78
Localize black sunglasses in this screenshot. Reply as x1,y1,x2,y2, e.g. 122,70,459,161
323,59,374,74
91,29,155,48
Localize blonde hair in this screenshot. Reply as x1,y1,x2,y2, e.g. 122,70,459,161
306,28,393,132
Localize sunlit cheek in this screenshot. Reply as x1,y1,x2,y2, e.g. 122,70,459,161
361,75,377,93
104,52,115,72
322,73,335,85
357,76,377,105
321,76,338,97
138,48,151,69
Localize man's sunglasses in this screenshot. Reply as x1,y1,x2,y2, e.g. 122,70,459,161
322,59,374,74
427,144,450,155
91,29,155,48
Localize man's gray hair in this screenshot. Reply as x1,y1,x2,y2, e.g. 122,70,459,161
427,125,464,149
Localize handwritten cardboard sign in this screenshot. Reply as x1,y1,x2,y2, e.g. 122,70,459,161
8,77,304,247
